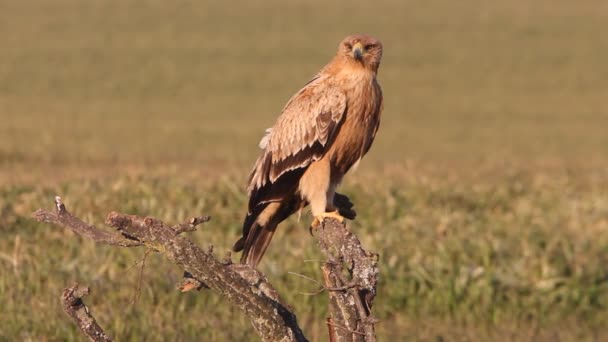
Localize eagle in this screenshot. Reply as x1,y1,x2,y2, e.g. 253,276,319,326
233,34,384,267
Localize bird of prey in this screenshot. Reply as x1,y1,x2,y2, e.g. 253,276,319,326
233,34,384,267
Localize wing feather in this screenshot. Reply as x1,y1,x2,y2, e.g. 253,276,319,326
248,75,347,194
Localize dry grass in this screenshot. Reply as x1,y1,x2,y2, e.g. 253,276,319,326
1,0,608,340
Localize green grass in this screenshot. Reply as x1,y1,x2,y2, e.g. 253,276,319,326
3,169,608,340
1,0,608,340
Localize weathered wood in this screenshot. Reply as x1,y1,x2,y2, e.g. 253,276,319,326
32,196,379,341
33,197,307,342
314,220,379,341
61,284,113,342
32,197,141,247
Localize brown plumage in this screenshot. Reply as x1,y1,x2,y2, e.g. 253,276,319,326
233,34,384,267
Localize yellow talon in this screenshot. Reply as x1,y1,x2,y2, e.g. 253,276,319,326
310,211,345,231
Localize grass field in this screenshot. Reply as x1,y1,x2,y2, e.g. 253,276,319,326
1,0,608,340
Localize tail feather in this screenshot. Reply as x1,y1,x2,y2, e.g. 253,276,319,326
232,203,265,253
233,202,281,267
239,221,278,266
233,195,305,267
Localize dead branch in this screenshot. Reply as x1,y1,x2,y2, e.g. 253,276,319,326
61,284,113,342
313,220,379,342
32,196,379,341
33,197,307,342
33,196,142,247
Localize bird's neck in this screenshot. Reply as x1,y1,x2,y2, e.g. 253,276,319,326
325,56,378,77
335,65,376,91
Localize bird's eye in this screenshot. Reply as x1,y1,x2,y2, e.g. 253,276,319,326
344,43,353,50
365,44,375,50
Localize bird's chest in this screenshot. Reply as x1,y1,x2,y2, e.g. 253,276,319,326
329,81,381,171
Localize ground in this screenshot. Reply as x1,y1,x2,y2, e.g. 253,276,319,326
1,0,608,340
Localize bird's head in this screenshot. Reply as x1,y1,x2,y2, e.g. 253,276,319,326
338,34,383,73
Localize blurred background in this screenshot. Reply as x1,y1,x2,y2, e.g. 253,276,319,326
1,0,607,340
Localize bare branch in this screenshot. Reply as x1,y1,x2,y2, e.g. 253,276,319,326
33,197,308,342
31,196,142,247
288,271,322,285
313,219,379,342
34,196,379,341
288,272,356,296
172,215,211,234
61,284,113,342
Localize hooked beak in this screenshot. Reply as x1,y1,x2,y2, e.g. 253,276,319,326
352,42,364,60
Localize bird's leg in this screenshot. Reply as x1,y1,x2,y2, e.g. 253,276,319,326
310,190,345,230
309,185,346,230
325,187,339,213
299,161,347,230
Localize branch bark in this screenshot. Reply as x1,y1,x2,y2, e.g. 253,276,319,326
61,284,113,342
32,197,307,342
32,196,379,341
314,220,379,341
